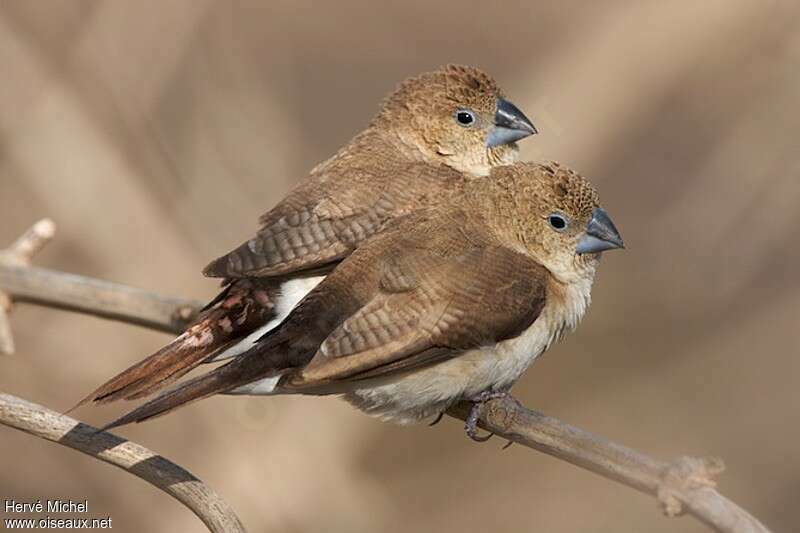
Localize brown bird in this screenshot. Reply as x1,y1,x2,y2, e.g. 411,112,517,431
77,65,536,407
100,161,624,437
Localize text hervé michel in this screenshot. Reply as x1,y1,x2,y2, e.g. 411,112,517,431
6,499,89,514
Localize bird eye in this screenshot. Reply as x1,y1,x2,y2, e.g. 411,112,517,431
454,109,476,127
548,213,569,231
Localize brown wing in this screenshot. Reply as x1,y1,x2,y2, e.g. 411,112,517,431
203,133,463,279
282,217,549,388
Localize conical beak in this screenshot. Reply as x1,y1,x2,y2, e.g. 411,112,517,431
486,97,538,148
576,208,625,254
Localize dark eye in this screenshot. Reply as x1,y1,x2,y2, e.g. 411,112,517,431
548,213,569,231
455,109,476,127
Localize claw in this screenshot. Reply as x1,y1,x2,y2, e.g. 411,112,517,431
428,412,444,427
467,426,494,442
463,389,509,443
465,401,492,441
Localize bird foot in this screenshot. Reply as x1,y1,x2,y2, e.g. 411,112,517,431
464,390,509,442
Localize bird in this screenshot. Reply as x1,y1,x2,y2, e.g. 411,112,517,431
76,65,537,407
98,161,624,437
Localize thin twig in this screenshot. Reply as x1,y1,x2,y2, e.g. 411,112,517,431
8,218,56,261
0,293,14,355
0,393,246,533
0,219,772,533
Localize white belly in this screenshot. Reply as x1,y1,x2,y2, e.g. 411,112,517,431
343,276,594,424
342,313,555,424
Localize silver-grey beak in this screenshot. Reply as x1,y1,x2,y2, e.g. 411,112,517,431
486,97,537,148
576,208,625,254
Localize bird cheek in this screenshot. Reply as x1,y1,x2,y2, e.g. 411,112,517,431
435,142,456,156
441,134,469,156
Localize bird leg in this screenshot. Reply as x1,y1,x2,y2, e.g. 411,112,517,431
464,390,510,442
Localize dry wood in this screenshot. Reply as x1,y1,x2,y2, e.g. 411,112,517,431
0,219,772,533
0,219,56,354
0,292,13,355
447,398,769,533
0,393,245,533
0,263,201,334
0,220,243,532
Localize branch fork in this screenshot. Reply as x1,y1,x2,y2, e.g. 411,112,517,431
0,220,241,531
0,218,56,354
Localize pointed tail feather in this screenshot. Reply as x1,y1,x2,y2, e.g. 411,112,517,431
72,314,236,409
72,279,277,410
100,348,281,430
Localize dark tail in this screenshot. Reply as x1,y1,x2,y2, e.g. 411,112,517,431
100,342,285,430
73,279,276,409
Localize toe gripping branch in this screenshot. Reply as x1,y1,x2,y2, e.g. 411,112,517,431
464,390,511,442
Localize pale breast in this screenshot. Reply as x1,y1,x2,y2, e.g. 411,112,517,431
344,276,594,424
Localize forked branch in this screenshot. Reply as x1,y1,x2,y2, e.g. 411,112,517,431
0,218,57,354
0,220,242,532
0,220,771,533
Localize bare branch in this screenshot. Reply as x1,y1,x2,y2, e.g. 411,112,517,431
0,263,201,334
1,221,243,532
0,218,59,354
0,219,201,338
447,398,769,533
0,393,245,533
0,219,772,533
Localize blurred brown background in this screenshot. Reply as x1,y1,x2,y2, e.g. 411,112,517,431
1,1,798,531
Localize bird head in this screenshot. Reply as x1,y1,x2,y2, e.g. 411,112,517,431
482,162,624,284
374,65,537,176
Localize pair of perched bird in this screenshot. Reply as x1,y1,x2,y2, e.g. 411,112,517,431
78,65,624,438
